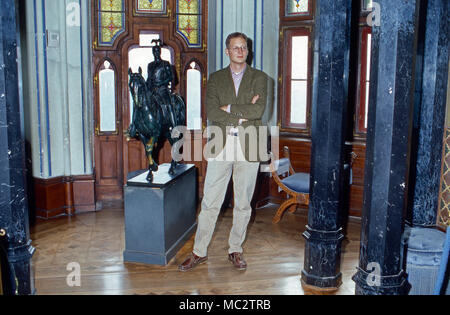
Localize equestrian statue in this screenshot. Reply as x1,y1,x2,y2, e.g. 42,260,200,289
127,39,186,182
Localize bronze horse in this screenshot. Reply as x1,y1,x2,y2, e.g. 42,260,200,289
127,67,186,182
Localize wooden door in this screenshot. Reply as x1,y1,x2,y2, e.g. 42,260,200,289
92,0,208,202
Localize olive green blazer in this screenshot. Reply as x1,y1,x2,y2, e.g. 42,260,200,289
205,65,269,162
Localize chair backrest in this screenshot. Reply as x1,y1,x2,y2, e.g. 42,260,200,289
269,146,294,177
434,226,450,295
272,157,290,177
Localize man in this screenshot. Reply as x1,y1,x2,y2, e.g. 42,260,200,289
179,32,268,272
146,39,178,130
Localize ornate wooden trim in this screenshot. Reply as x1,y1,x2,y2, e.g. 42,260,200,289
437,128,450,229
33,175,96,219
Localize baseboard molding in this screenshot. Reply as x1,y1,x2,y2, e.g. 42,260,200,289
33,175,95,219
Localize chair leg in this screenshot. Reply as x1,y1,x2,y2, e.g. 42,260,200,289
273,198,297,223
288,204,297,213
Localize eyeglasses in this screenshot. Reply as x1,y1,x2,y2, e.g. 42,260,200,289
230,46,248,52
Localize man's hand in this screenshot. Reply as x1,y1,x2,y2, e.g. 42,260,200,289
239,95,259,124
219,94,259,124
251,94,260,104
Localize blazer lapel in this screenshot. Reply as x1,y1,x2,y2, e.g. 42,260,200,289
224,66,238,100
236,66,252,101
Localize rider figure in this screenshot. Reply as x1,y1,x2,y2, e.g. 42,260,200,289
146,40,177,129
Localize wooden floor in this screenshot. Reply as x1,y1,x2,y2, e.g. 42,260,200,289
30,202,361,295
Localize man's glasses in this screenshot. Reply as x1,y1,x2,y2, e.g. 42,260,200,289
230,46,248,52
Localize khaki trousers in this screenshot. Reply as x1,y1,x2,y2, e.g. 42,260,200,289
193,135,260,257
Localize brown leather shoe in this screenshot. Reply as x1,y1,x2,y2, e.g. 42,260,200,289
228,252,247,270
178,253,207,272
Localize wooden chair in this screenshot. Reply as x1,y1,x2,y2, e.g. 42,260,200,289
269,146,310,223
270,147,357,224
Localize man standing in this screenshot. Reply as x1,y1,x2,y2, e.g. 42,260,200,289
179,32,268,271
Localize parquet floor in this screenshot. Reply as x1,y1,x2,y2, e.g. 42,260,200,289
30,202,361,295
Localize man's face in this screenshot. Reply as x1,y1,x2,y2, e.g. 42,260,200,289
225,37,248,65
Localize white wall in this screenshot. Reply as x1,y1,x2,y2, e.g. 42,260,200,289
22,0,93,179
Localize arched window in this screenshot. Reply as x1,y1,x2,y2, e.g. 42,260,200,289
98,60,117,133
186,61,202,130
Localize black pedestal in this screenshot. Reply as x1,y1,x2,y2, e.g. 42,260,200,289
123,164,197,265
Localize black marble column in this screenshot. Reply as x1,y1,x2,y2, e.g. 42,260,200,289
301,0,352,289
0,0,35,295
408,0,449,227
352,0,418,295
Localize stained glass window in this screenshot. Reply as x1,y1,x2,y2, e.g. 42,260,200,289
98,0,125,46
176,0,202,48
136,0,166,14
285,0,309,16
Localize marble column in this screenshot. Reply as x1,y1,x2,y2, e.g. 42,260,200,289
408,0,449,227
0,0,35,295
301,0,352,289
352,0,418,295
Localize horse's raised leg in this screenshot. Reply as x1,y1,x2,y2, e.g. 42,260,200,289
144,137,158,181
165,132,180,175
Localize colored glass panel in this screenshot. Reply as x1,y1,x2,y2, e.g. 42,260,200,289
286,0,309,16
98,0,125,46
176,0,202,48
177,0,199,14
136,0,166,13
100,0,123,12
177,15,200,47
99,12,125,45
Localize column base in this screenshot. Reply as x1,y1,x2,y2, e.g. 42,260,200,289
352,267,410,295
1,240,36,295
301,225,344,289
301,270,342,290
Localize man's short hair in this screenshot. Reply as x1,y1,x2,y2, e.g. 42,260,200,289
225,32,248,49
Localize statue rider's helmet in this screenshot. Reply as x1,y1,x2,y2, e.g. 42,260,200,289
151,39,162,60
